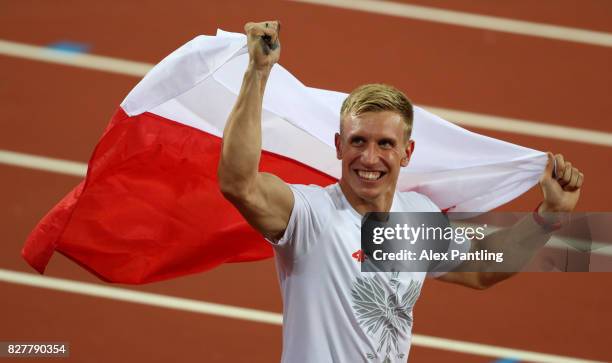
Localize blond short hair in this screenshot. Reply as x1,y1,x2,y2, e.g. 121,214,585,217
340,83,413,141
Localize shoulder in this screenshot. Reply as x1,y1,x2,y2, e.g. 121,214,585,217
396,191,440,212
288,183,336,211
290,183,332,200
271,183,336,249
289,183,326,194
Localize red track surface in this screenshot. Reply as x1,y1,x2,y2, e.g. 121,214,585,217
2,1,611,362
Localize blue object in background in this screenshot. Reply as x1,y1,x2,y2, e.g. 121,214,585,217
46,41,91,54
492,358,519,363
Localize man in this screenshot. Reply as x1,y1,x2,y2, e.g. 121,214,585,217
217,21,584,362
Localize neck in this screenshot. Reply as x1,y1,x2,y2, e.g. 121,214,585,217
338,179,395,216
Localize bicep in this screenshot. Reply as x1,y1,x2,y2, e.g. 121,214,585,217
229,172,294,240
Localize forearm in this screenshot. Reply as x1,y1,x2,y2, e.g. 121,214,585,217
218,64,270,194
440,140,583,290
470,213,553,287
482,151,584,272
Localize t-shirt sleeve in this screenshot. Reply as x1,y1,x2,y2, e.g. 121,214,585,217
265,184,328,259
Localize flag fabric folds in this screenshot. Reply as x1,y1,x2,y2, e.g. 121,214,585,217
22,30,546,284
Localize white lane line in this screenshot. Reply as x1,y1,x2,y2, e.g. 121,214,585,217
1,38,611,147
428,106,612,147
290,0,612,48
0,268,603,363
0,150,87,177
0,39,151,76
411,334,604,363
0,269,281,325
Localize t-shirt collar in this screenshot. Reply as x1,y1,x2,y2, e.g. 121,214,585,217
332,183,397,227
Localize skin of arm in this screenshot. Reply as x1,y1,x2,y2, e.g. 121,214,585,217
217,21,294,241
438,152,584,289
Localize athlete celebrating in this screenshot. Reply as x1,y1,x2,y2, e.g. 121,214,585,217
218,20,584,362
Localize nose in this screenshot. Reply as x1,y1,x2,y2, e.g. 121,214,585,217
360,142,380,166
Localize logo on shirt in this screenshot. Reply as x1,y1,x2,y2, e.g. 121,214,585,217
352,249,366,263
441,205,456,214
351,273,422,361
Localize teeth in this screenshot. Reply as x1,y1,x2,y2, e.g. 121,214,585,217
357,170,382,180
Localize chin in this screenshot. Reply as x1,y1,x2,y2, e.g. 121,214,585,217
351,182,385,201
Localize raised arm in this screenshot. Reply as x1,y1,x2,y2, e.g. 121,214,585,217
217,20,294,241
438,152,584,289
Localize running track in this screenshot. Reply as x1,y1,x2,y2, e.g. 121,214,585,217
1,1,611,362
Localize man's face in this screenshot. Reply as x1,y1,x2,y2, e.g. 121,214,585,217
335,110,414,203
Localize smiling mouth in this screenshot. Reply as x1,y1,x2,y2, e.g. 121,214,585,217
355,170,386,181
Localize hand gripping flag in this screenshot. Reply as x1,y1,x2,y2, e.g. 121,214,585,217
22,30,546,284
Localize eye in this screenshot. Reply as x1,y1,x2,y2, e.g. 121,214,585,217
350,137,365,146
379,139,395,148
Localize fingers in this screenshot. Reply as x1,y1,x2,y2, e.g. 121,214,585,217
553,153,565,179
545,152,555,177
244,20,281,56
551,153,583,191
576,171,584,189
539,152,556,188
560,161,573,187
245,20,280,41
565,168,584,191
267,20,281,44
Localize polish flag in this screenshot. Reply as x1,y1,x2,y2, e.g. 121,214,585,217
22,30,546,284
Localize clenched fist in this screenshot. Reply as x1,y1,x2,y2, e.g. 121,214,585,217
539,152,584,213
245,20,281,73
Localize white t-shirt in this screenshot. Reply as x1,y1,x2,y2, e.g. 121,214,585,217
269,183,455,363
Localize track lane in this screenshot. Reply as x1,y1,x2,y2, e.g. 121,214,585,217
1,165,284,312
399,0,612,33
2,164,610,360
2,264,609,361
1,281,283,363
417,273,612,362
2,1,611,362
1,1,611,132
0,57,135,161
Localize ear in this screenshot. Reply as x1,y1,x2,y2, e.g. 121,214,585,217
401,139,415,167
334,132,342,159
